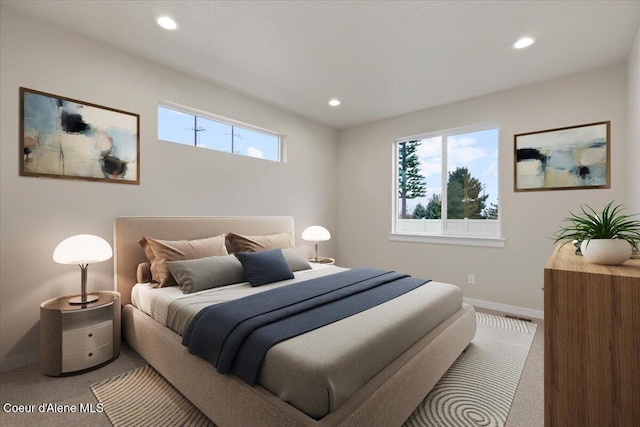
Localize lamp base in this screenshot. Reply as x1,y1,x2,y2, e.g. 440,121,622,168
307,256,335,264
69,294,99,305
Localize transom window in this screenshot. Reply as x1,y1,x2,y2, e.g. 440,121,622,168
392,122,502,245
158,105,282,162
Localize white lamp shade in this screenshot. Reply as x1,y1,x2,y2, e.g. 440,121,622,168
53,234,113,265
302,225,331,242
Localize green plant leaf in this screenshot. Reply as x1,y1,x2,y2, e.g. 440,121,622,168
553,201,640,250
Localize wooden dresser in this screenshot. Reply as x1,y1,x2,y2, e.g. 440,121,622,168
544,244,640,426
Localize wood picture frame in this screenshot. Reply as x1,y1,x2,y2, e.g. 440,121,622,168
514,121,610,192
20,87,140,184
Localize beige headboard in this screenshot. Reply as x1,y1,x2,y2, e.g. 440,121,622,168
113,216,295,306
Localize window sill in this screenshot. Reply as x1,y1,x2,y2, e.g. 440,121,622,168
388,233,506,248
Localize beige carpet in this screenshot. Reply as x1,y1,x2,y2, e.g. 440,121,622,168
91,312,536,427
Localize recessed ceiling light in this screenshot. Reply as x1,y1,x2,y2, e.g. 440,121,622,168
512,36,536,49
328,99,341,107
156,15,179,31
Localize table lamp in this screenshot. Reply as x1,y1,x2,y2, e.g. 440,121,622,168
301,225,331,262
53,234,113,304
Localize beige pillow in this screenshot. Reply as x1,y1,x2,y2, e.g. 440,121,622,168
226,231,296,253
138,234,228,287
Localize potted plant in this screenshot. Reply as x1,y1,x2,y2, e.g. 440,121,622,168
554,201,640,265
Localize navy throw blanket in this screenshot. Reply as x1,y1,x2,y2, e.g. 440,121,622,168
182,268,430,385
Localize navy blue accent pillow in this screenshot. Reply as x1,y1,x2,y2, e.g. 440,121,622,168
236,249,294,287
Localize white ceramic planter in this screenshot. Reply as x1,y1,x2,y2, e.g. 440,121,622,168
580,239,632,265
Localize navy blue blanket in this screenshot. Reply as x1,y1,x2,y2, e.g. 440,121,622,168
182,268,429,385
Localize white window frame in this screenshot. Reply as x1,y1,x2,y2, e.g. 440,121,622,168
158,101,285,163
389,121,505,248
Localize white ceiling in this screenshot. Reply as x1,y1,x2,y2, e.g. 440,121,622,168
3,1,639,129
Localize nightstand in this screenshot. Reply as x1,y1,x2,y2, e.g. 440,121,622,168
40,291,121,376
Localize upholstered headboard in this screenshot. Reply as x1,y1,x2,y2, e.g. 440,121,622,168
113,216,295,306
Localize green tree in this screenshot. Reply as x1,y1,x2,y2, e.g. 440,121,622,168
398,140,426,219
483,202,499,219
412,203,428,219
425,194,442,219
446,167,488,219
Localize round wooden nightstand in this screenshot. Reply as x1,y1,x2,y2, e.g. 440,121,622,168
40,291,121,376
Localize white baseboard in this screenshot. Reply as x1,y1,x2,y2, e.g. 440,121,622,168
464,297,544,320
0,351,39,373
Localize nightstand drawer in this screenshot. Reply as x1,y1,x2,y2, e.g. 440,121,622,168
62,341,113,373
41,291,121,376
62,320,113,353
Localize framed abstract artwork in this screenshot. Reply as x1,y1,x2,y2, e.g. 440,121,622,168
20,87,140,184
514,121,610,192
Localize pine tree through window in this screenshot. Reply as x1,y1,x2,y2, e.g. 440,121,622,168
393,124,500,239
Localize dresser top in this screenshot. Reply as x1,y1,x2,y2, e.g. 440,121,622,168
546,244,640,278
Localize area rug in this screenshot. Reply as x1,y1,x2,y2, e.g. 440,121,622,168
91,364,214,427
92,312,536,427
404,312,537,427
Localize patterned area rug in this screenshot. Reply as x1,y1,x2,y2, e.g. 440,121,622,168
404,312,537,427
91,312,535,427
91,365,214,427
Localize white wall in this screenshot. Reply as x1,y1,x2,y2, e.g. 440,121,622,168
336,64,628,314
2,6,636,372
628,28,640,213
0,9,338,370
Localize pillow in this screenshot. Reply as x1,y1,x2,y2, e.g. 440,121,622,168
281,247,312,272
166,255,246,294
136,262,152,283
236,249,294,287
226,231,295,254
138,234,228,287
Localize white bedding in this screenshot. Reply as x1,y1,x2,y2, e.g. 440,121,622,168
131,263,344,328
132,263,465,418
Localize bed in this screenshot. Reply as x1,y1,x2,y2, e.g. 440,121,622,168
115,216,476,427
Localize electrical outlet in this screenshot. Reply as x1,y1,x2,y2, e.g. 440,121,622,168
468,274,476,285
